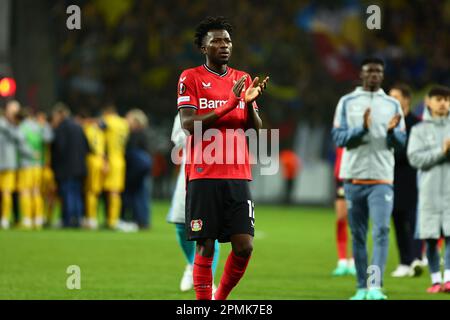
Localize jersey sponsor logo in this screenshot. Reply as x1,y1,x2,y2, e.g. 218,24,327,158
201,81,211,89
199,98,245,110
190,219,203,232
179,82,186,95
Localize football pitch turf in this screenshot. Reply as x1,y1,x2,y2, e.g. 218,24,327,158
0,201,448,300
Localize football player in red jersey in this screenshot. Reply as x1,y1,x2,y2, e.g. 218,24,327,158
331,147,356,276
177,16,269,300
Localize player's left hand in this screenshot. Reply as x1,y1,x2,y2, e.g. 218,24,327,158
244,76,269,103
443,138,450,155
387,113,401,132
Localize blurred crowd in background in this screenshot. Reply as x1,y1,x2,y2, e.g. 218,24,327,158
0,99,153,230
1,0,449,210
47,0,449,177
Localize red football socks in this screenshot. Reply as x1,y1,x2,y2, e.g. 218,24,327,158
193,254,213,300
337,218,348,260
215,251,251,300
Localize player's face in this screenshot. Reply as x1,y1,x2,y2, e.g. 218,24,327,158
5,101,20,122
389,89,410,114
360,63,384,89
202,29,232,65
51,112,64,128
126,114,138,131
427,95,450,117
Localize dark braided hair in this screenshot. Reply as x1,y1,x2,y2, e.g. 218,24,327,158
194,16,233,49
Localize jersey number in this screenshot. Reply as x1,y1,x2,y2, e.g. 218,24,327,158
247,200,255,219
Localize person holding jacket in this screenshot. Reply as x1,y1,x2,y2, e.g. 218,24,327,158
17,107,54,230
407,85,450,294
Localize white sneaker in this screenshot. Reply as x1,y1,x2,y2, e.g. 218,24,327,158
22,217,33,229
85,218,98,230
391,264,413,277
180,264,193,292
116,220,138,233
127,222,138,232
410,259,424,277
1,218,10,229
212,283,217,298
34,217,44,229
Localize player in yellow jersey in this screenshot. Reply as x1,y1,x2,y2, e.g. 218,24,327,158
100,105,129,229
17,108,53,230
82,113,107,230
0,101,35,229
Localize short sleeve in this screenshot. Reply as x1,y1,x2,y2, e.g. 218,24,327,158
177,71,198,111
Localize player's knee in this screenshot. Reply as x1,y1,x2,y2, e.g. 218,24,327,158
373,225,390,242
196,239,215,257
233,244,253,258
351,232,366,245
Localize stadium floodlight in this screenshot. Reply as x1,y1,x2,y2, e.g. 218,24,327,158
0,77,16,97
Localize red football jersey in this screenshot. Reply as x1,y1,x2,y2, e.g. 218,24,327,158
177,64,259,181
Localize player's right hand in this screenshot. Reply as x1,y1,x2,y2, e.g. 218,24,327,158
443,139,450,155
363,108,371,130
387,113,401,132
232,75,247,98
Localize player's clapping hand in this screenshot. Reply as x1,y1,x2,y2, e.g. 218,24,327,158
387,113,402,132
363,109,371,130
443,138,450,155
244,76,269,103
232,75,247,98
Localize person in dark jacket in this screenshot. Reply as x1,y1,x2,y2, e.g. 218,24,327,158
389,84,424,277
121,109,152,230
51,103,89,228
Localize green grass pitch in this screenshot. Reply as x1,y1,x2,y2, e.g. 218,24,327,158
0,201,447,300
